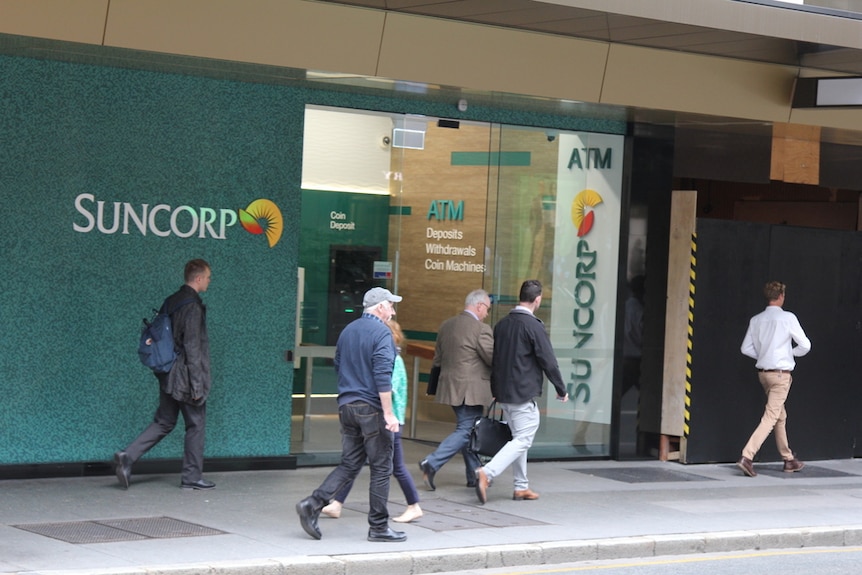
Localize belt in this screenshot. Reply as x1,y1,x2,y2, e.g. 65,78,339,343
758,368,791,373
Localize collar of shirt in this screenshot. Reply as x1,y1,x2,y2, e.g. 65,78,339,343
465,309,480,321
361,312,387,325
514,305,534,315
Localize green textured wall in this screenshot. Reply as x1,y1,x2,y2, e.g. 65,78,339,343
0,55,301,465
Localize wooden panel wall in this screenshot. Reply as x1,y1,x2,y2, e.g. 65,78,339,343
388,122,493,335
662,191,697,443
388,123,562,335
770,123,821,185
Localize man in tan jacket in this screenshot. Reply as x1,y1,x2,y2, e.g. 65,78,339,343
419,289,494,490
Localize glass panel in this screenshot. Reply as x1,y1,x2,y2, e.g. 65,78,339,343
294,106,404,463
393,117,494,443
490,126,626,458
294,107,496,459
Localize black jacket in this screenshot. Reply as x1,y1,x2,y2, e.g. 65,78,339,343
161,284,210,405
490,308,566,403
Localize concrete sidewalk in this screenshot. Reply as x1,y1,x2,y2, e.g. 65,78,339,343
3,453,862,575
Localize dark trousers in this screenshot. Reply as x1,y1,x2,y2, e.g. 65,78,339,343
124,382,207,484
312,401,394,529
333,429,420,506
425,403,483,484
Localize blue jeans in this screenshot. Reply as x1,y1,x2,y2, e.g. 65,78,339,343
311,401,394,529
333,430,420,506
425,403,483,483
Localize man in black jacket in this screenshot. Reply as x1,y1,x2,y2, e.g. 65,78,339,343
114,259,214,490
475,279,568,504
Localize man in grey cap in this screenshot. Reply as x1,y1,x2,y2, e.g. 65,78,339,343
296,287,407,542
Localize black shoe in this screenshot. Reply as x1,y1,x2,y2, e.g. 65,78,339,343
296,497,322,540
466,481,477,488
114,451,131,489
418,460,436,491
181,479,216,490
367,527,407,542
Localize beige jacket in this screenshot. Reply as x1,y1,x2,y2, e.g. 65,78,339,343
433,311,494,407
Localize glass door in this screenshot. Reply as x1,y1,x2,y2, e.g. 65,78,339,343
293,106,405,463
489,125,626,458
293,105,624,463
387,116,494,443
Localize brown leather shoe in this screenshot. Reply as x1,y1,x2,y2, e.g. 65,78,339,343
475,467,489,504
783,457,805,472
736,456,757,477
513,488,539,500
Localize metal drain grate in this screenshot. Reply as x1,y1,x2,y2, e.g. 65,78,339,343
571,467,717,483
13,516,226,544
341,499,547,532
738,464,859,479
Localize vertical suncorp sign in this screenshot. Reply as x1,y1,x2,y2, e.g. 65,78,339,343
548,132,623,426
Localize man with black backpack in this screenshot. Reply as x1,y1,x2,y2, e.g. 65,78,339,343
114,259,215,490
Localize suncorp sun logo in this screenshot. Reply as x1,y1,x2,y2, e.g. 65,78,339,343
72,194,284,248
570,189,603,237
239,199,283,248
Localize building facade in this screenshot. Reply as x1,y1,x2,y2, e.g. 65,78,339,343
2,0,862,475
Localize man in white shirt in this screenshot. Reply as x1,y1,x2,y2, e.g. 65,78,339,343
737,281,811,477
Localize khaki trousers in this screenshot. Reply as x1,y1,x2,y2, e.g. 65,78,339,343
742,371,794,460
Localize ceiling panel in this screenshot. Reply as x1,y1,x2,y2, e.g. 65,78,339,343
527,16,610,38
473,6,598,27
315,0,862,75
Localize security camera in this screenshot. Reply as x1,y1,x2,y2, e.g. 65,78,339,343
546,132,556,142
381,135,391,146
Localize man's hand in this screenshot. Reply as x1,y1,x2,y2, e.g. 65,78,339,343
557,393,569,403
384,412,400,433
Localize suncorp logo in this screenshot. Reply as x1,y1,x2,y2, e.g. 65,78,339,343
570,189,603,237
239,199,283,248
567,188,603,406
73,194,283,248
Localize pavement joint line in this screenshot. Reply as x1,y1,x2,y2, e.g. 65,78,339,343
14,525,862,575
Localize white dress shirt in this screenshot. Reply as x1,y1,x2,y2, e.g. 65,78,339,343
740,305,811,371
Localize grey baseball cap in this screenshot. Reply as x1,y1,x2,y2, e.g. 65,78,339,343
363,287,402,308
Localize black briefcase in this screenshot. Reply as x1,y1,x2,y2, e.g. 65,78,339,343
469,400,512,457
426,365,440,396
